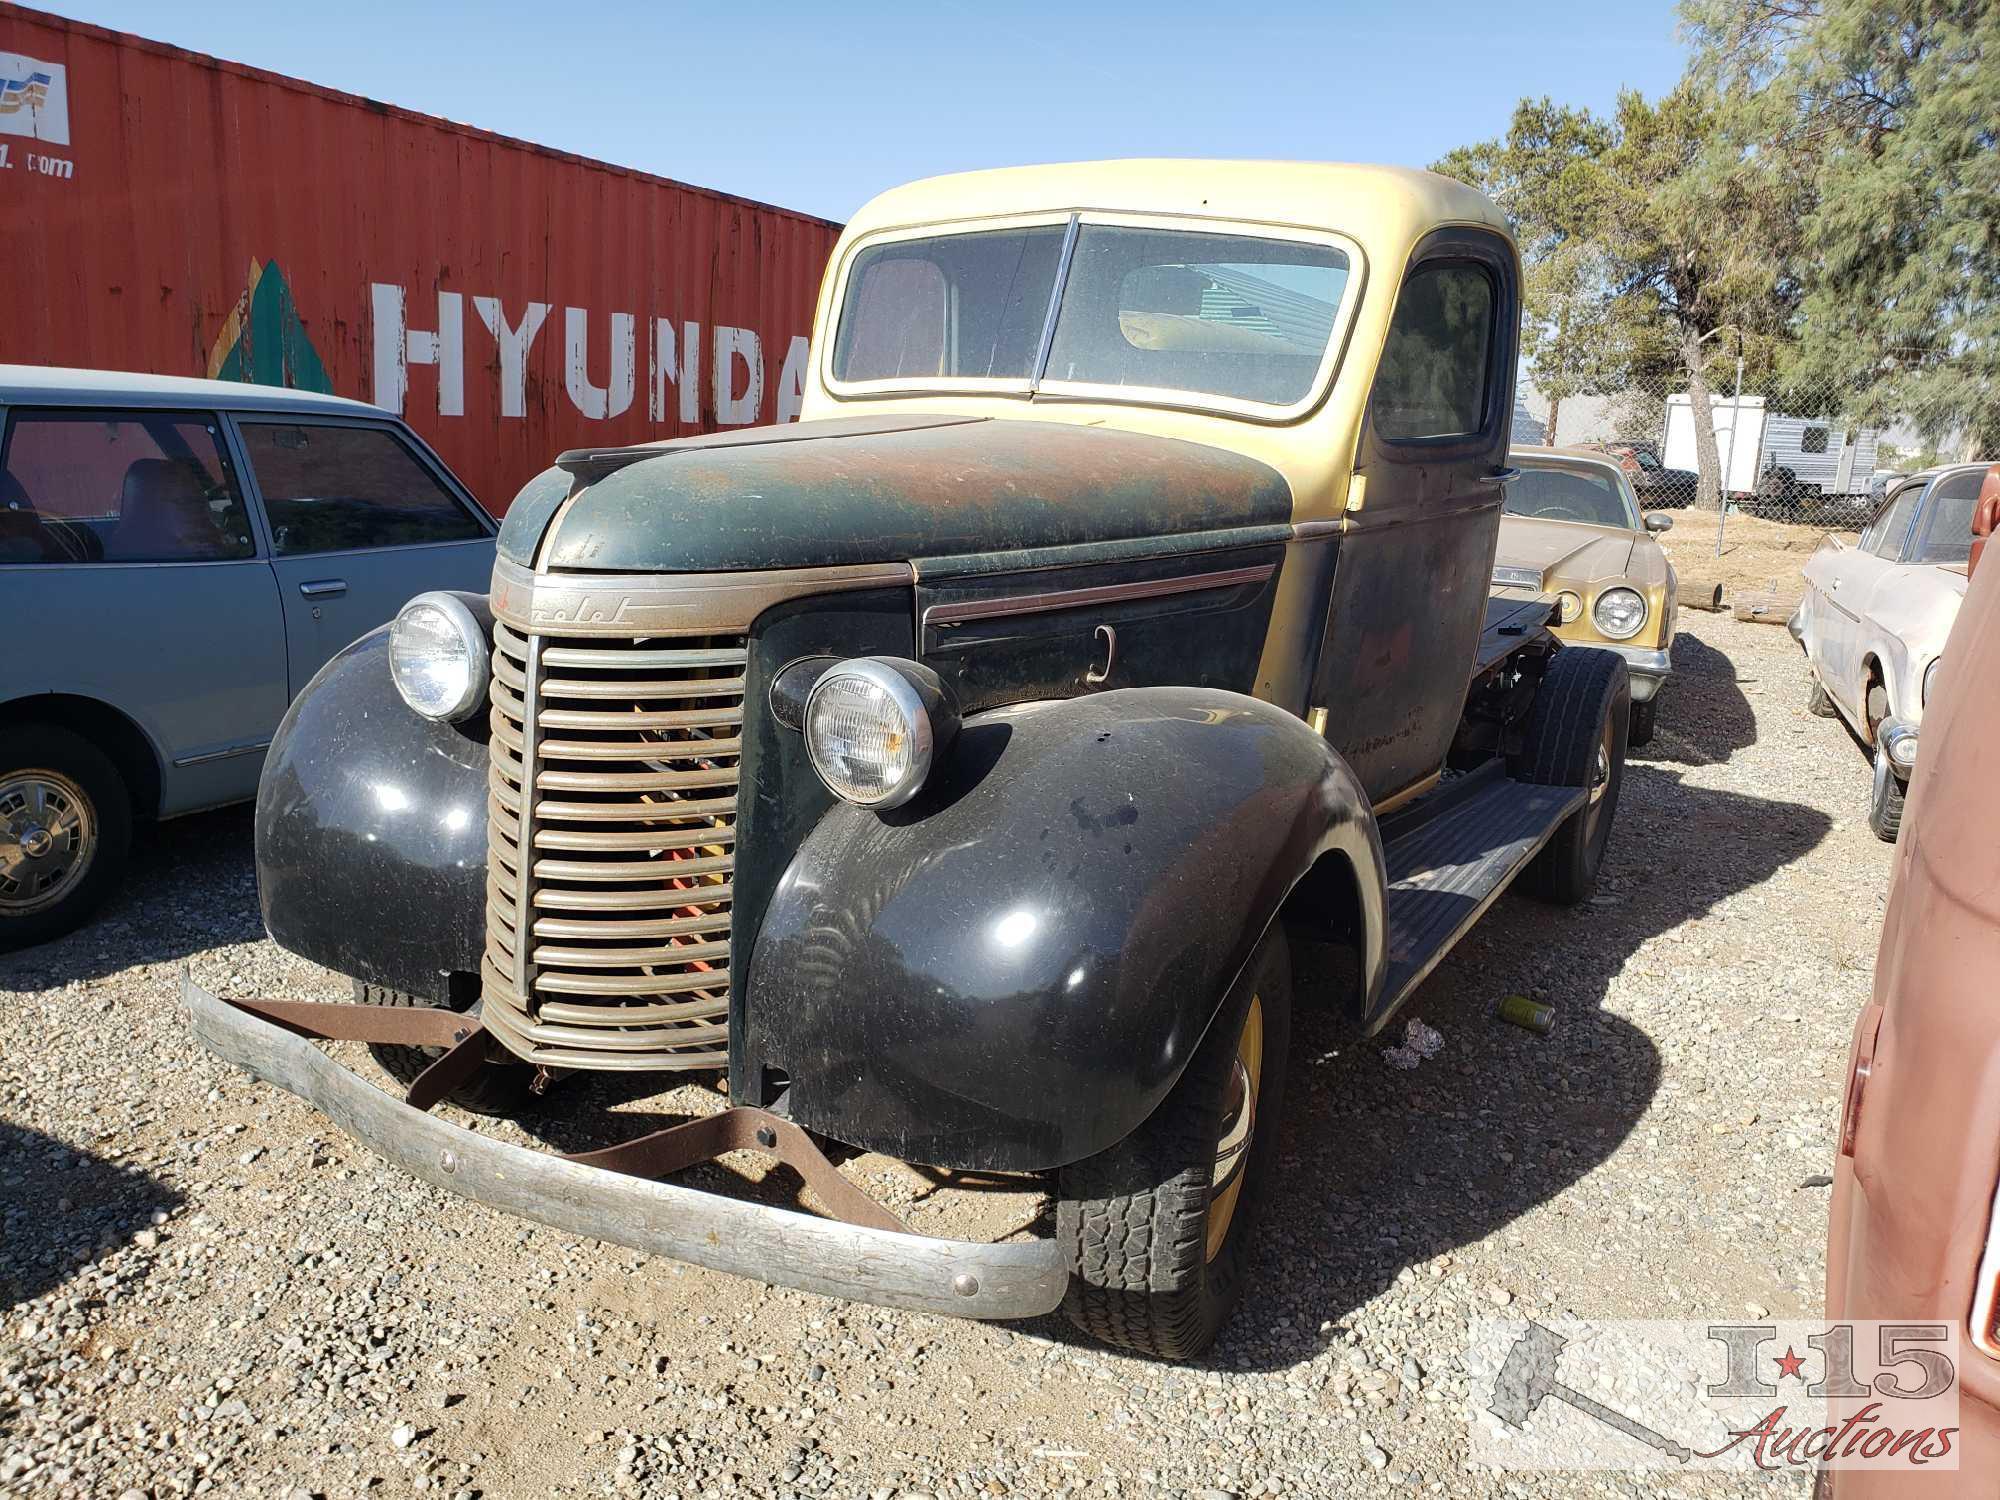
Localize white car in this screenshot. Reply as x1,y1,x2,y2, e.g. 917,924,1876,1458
1795,462,1988,839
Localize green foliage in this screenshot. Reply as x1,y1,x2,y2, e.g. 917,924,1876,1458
1688,0,1999,454
1433,84,1800,498
1439,0,1994,461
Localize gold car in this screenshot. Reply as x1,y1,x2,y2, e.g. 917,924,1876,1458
1495,446,1678,745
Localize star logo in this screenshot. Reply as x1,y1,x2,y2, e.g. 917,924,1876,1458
1774,1346,1808,1381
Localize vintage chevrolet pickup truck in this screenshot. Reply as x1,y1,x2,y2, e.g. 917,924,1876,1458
189,161,1630,1359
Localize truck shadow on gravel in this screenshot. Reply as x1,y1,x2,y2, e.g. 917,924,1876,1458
0,1120,184,1322
0,805,260,990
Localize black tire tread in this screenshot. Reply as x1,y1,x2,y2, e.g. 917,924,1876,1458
1057,932,1292,1360
1628,699,1657,748
1869,756,1905,843
1512,648,1630,905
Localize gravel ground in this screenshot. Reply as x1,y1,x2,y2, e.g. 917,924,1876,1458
0,609,1892,1499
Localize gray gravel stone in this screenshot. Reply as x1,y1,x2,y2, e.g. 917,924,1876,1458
0,612,1850,1497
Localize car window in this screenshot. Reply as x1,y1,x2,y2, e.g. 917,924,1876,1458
1634,450,1661,471
1370,263,1496,441
1907,469,1982,566
1863,484,1922,559
1505,465,1635,529
0,410,254,564
238,422,485,556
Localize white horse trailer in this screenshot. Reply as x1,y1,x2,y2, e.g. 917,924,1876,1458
1662,394,1881,498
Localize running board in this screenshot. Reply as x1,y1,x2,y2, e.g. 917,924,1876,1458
1368,771,1586,1029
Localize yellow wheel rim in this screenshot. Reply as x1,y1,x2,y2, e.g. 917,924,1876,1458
1205,993,1264,1263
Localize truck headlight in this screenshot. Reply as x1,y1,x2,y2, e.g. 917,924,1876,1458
1592,587,1647,640
389,592,489,723
804,657,956,809
1924,658,1941,706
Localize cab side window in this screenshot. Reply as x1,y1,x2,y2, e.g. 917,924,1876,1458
238,421,485,557
0,410,254,564
1370,263,1497,442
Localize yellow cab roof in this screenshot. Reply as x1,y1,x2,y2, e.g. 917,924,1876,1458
806,161,1517,526
841,159,1510,250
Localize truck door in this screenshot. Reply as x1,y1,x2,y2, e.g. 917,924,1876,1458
1310,229,1520,807
229,417,496,696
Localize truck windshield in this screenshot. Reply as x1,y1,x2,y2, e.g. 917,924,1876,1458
831,220,1350,409
1505,464,1637,529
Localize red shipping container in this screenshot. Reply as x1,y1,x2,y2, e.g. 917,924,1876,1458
0,3,841,510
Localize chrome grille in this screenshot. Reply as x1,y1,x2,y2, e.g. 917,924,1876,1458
483,619,742,1071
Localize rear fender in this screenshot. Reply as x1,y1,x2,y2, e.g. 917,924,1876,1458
740,687,1385,1171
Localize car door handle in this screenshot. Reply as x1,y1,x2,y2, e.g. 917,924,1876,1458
1478,467,1522,486
299,579,348,599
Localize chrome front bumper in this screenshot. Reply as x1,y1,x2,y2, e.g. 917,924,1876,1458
184,980,1066,1321
1878,715,1920,780
1601,643,1671,703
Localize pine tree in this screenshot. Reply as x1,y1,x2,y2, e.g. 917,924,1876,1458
1686,0,1999,456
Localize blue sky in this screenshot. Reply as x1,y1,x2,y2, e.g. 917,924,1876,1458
48,1,1688,222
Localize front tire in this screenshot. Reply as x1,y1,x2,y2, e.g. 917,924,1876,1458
1056,929,1292,1361
1867,746,1905,843
1513,647,1630,905
354,981,540,1115
0,725,133,953
1627,698,1658,748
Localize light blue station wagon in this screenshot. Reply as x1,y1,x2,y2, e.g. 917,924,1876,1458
0,365,496,949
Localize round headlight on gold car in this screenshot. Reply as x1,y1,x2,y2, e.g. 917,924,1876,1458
1592,587,1647,640
1555,590,1583,625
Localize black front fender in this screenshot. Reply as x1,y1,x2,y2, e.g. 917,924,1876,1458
741,687,1385,1172
256,626,490,1000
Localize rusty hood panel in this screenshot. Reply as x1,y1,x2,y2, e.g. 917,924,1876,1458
498,415,1294,573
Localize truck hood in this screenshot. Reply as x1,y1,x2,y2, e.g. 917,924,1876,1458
498,414,1294,573
1493,515,1639,588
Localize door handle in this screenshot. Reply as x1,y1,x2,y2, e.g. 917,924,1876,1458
1086,624,1118,685
1477,467,1522,487
299,579,348,599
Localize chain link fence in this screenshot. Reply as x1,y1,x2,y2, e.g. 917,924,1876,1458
1511,369,1915,537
